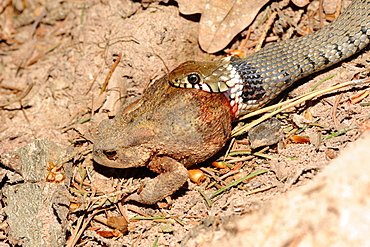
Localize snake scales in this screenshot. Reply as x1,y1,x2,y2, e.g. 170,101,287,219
168,0,370,116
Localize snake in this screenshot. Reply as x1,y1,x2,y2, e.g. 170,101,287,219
168,0,370,116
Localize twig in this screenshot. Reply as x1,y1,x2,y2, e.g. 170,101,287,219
85,62,104,95
200,167,226,185
222,137,235,162
223,155,254,163
245,36,279,49
238,25,252,52
0,83,22,91
27,42,61,66
67,208,105,247
30,10,46,40
232,79,370,137
219,170,240,180
331,92,344,130
210,170,267,199
244,184,276,195
273,5,307,36
126,205,152,217
255,12,277,52
0,81,34,108
152,48,169,75
319,0,324,29
100,52,122,95
198,189,212,207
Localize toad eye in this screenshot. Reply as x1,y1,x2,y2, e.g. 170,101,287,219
187,73,201,84
103,150,118,161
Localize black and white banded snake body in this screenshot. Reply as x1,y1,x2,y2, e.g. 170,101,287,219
168,0,370,116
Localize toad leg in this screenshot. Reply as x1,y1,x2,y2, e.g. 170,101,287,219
126,156,189,205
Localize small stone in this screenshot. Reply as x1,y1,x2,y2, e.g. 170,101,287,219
248,118,284,149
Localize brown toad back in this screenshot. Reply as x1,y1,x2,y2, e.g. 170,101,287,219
93,76,233,204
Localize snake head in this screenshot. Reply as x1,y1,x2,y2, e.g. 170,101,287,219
168,58,239,92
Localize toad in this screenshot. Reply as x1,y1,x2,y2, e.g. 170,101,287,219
93,76,233,204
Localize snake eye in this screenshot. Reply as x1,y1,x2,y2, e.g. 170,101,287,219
187,73,201,84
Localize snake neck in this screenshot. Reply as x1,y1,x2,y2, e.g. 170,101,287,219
169,0,370,117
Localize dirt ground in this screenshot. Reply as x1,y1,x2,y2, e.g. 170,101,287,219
1,0,370,246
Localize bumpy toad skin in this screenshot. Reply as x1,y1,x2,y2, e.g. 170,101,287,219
93,76,233,204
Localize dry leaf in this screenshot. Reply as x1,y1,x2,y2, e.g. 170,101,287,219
176,0,270,53
325,148,337,159
188,169,206,184
199,0,270,53
211,161,228,169
290,135,310,144
349,90,369,104
96,229,122,238
46,161,65,183
359,119,370,132
228,49,244,57
107,216,129,231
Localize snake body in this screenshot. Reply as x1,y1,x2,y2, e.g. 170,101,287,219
168,0,370,116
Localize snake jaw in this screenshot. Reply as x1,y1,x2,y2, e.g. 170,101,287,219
168,58,240,93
